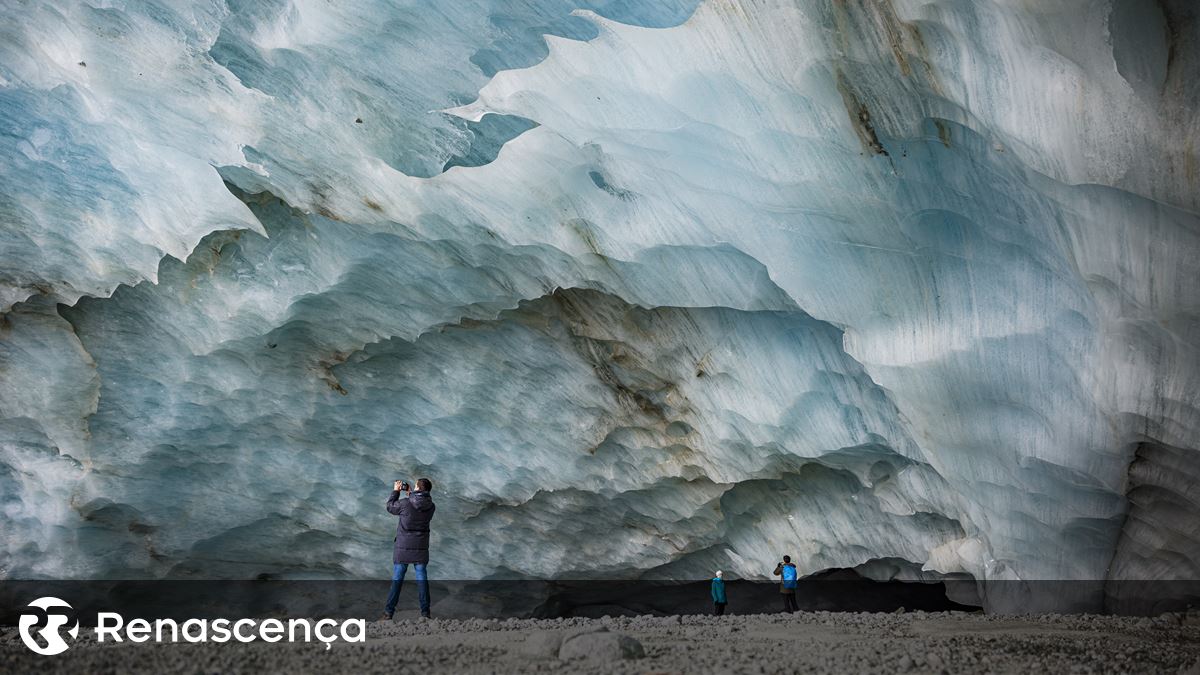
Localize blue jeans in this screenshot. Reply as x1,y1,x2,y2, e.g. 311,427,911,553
385,563,429,615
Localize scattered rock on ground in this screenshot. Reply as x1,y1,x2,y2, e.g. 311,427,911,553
557,628,644,661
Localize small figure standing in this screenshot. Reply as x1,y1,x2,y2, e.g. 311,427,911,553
382,477,436,620
773,555,799,613
711,570,727,615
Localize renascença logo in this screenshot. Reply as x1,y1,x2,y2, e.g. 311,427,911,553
16,596,366,655
18,597,79,655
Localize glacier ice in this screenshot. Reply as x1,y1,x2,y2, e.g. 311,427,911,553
1,0,1198,612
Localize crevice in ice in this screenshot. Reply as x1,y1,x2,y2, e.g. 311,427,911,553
1109,0,1172,99
1105,437,1200,613
442,114,539,172
835,70,891,160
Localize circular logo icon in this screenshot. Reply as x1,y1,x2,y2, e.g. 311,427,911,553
18,597,79,656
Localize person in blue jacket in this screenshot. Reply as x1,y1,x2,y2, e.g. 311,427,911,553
711,570,727,615
773,555,799,613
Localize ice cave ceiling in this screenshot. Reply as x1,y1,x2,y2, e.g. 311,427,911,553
1,0,1198,607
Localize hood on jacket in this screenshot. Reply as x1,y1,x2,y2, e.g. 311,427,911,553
408,491,435,511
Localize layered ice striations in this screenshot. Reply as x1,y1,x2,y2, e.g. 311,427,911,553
1,0,1198,611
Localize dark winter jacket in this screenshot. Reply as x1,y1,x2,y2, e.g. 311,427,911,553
387,490,436,564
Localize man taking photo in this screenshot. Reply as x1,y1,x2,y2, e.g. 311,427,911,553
382,477,436,619
773,555,799,613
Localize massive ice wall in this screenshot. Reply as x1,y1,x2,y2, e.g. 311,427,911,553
1,0,1198,610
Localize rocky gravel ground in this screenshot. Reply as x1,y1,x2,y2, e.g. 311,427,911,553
5,610,1200,674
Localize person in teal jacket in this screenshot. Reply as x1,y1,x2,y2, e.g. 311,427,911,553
711,570,727,615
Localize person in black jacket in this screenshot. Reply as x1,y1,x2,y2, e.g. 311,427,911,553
382,477,436,619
